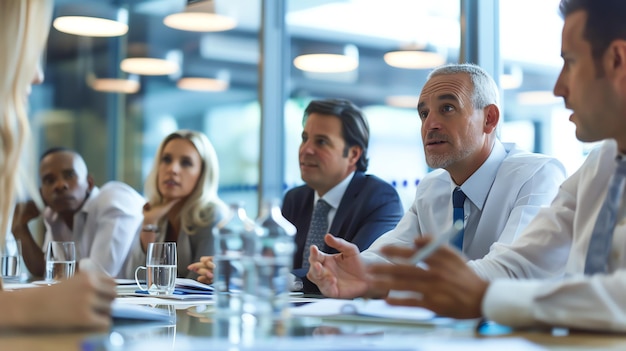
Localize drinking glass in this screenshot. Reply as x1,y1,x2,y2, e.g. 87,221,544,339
1,238,22,282
135,242,177,295
45,241,76,282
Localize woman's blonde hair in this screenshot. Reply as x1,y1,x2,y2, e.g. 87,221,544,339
0,0,53,245
144,130,225,233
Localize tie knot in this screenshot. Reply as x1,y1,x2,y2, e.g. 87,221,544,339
453,187,466,208
315,199,331,215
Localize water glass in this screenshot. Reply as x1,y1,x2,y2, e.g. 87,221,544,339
1,238,22,282
135,242,177,295
45,241,76,282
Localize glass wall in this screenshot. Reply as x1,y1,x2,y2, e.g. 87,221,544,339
37,0,262,215
29,0,578,217
499,0,595,175
284,0,460,210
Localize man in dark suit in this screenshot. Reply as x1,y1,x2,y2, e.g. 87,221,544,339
282,99,403,293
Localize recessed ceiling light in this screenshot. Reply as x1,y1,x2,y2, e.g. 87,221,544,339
53,7,128,37
385,95,419,109
177,77,229,91
91,78,140,94
294,44,359,73
517,91,561,105
384,50,445,69
120,58,179,76
164,12,236,32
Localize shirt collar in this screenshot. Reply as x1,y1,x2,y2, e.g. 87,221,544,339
314,171,355,210
456,140,507,210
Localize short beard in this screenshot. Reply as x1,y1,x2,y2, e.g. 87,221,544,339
425,147,473,170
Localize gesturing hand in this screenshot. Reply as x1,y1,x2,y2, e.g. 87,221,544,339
368,237,488,319
306,234,371,299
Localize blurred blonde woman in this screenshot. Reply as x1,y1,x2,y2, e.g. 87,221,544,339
0,0,116,329
125,130,227,279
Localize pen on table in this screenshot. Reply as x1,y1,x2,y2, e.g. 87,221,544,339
392,219,464,265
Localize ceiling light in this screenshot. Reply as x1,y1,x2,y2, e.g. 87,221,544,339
517,91,561,105
177,69,229,92
91,78,140,94
53,5,128,37
86,73,140,94
384,43,445,69
164,13,236,32
178,77,229,91
120,50,181,76
385,95,419,109
294,44,359,73
164,0,236,32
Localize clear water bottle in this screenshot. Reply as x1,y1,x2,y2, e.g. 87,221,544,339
254,199,296,322
212,202,258,323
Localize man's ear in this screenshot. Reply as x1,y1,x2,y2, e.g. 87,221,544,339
606,39,626,87
483,104,500,134
87,174,95,192
348,145,362,166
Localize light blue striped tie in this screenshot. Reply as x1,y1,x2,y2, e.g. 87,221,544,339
584,159,626,275
302,199,331,269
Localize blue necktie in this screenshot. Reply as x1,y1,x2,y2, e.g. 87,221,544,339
584,159,626,275
302,199,331,269
451,187,466,250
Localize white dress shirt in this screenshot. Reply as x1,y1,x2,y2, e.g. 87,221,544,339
362,141,566,262
314,171,355,231
43,181,145,278
472,140,626,331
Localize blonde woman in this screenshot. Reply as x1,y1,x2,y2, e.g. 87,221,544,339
0,0,116,329
125,130,227,279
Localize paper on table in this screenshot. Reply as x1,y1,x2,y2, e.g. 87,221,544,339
118,277,214,297
99,335,547,351
111,301,175,322
131,290,214,301
175,278,213,291
289,298,435,322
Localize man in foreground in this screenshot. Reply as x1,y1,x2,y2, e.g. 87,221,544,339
367,0,626,332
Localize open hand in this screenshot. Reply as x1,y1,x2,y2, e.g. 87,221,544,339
368,237,488,319
306,234,371,299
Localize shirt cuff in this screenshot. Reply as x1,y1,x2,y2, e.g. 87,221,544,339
482,279,543,327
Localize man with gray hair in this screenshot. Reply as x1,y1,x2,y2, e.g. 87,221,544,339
307,63,567,299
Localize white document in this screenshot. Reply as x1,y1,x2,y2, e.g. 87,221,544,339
111,301,175,322
289,298,435,322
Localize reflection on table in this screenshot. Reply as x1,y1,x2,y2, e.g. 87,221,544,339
1,296,626,351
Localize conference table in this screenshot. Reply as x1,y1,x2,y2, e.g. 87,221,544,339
1,291,625,351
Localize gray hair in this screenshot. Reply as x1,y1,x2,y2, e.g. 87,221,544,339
427,63,500,109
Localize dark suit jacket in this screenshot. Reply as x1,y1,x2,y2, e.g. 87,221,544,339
282,171,403,293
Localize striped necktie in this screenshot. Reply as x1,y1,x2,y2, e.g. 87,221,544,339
584,158,626,275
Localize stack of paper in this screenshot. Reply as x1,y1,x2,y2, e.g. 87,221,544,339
290,298,436,323
116,278,214,301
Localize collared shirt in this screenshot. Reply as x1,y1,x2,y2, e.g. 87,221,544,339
474,140,626,332
362,141,567,262
43,181,145,278
314,171,355,233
